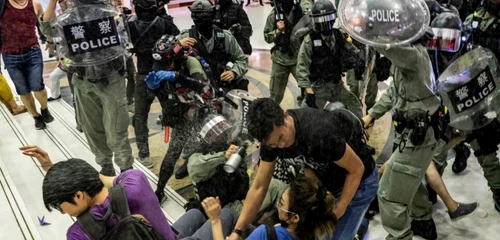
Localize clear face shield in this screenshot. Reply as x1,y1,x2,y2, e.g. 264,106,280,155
199,114,233,144
337,0,431,47
312,11,337,32
425,28,461,52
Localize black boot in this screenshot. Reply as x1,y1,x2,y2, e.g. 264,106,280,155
411,219,437,240
492,188,500,212
155,190,167,204
452,141,470,174
175,161,189,179
34,115,46,130
426,184,438,205
259,0,263,6
245,0,250,6
100,164,116,176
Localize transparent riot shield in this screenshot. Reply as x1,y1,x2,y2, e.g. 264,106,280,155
51,5,132,79
337,0,431,47
290,13,313,52
437,47,500,131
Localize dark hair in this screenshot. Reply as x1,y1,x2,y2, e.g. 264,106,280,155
288,177,337,240
247,98,285,142
42,159,104,212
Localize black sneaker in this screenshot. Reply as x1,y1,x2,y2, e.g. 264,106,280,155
427,184,438,205
411,219,437,240
175,161,189,179
452,142,470,174
448,202,479,221
492,188,500,212
99,165,116,176
34,115,46,130
41,108,54,123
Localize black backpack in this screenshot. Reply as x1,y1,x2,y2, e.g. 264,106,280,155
77,184,166,240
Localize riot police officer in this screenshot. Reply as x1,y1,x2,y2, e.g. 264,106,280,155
213,0,253,55
264,0,312,104
461,0,500,212
296,0,364,119
39,0,134,176
177,0,249,94
128,0,180,168
148,34,214,203
426,7,471,179
362,28,442,240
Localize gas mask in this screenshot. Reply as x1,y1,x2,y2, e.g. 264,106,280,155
192,12,214,37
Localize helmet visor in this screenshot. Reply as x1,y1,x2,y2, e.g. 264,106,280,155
312,12,336,32
425,28,461,52
192,12,213,21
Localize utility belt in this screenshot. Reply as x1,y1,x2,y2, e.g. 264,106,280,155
392,107,449,149
310,75,342,86
271,44,294,57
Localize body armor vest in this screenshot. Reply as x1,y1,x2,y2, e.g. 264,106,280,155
189,26,230,84
273,5,303,56
214,3,252,54
214,4,239,29
470,10,500,59
309,30,344,84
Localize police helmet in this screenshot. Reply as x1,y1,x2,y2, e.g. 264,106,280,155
133,0,157,10
189,0,214,13
425,12,462,52
311,0,337,32
484,0,500,16
152,35,184,70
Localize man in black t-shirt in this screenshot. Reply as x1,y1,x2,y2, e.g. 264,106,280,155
227,98,378,240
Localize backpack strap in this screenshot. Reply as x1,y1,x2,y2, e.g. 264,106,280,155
77,209,108,239
133,16,160,48
265,224,278,240
109,183,131,220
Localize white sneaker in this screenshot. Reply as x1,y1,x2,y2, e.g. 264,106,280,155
139,157,154,168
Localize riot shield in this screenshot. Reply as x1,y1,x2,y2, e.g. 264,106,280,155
337,0,431,47
290,13,313,53
51,5,132,79
437,47,500,131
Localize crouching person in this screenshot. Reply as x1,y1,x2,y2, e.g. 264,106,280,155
20,146,177,239
205,177,337,240
21,145,237,240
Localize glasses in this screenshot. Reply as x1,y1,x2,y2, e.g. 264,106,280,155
276,196,297,216
51,203,63,212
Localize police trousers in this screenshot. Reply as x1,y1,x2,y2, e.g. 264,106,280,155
465,118,500,189
379,128,437,240
313,82,364,119
346,69,379,112
269,62,297,104
73,73,134,170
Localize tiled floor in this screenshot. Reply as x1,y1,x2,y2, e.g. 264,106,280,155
3,3,499,239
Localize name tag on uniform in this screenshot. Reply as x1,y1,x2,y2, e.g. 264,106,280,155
313,40,322,47
472,21,479,29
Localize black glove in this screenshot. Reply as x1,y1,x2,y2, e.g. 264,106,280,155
354,60,366,80
305,93,318,108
